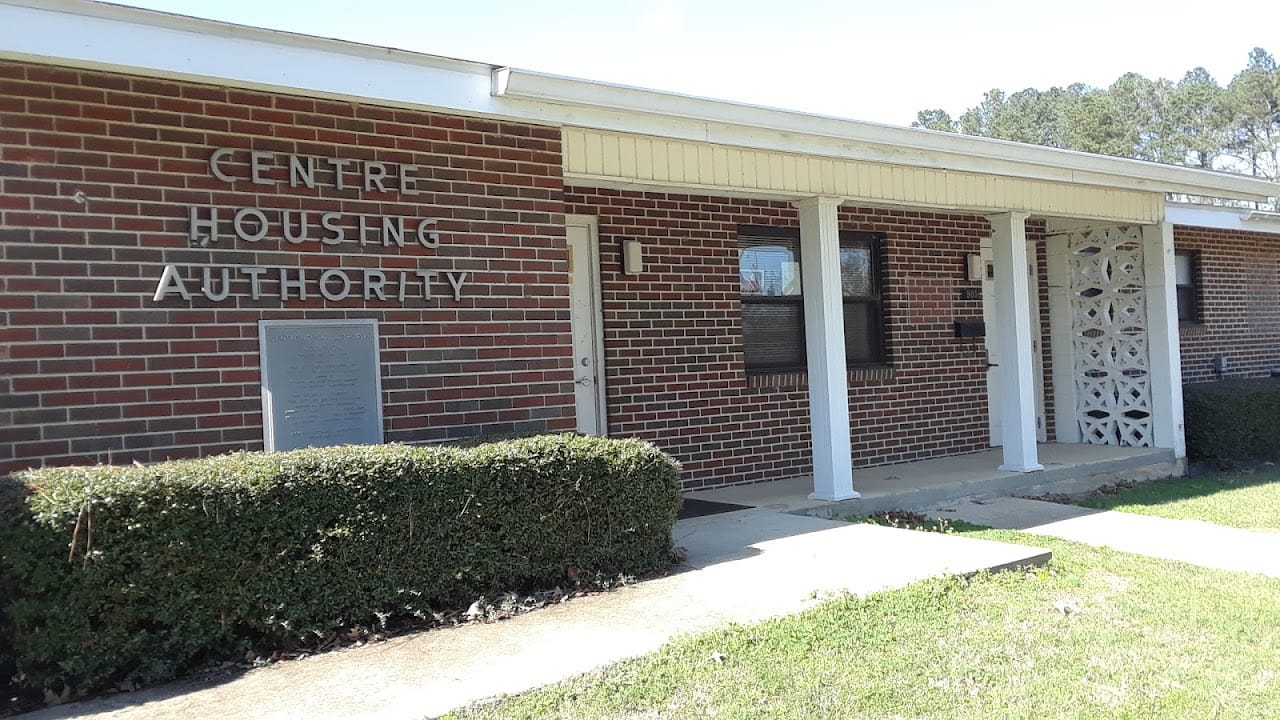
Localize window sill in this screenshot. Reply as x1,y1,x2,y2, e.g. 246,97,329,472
746,365,895,389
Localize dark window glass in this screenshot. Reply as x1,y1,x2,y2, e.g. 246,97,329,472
839,245,873,297
742,302,805,369
1174,251,1199,323
739,228,885,372
840,236,883,365
740,234,805,371
843,301,878,364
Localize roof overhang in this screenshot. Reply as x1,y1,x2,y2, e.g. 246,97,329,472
0,0,513,121
494,68,1278,204
2,0,1277,207
1167,203,1280,235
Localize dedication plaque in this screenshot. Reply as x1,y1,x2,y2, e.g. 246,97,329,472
258,319,384,451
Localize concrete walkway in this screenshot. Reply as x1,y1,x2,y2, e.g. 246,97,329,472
25,508,1049,720
927,496,1280,578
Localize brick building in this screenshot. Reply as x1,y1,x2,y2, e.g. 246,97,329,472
1167,204,1280,383
2,1,1278,497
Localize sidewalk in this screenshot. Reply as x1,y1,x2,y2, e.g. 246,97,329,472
23,508,1049,720
926,497,1280,578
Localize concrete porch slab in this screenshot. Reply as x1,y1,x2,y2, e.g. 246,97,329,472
685,443,1180,518
22,509,1049,720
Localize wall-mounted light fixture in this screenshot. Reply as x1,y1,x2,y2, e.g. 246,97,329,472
622,238,644,275
966,254,985,282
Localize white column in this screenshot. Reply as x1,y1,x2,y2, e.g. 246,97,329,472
987,212,1044,472
794,196,858,501
1141,222,1186,458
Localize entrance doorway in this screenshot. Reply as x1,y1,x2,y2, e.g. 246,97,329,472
981,238,1047,446
566,216,607,435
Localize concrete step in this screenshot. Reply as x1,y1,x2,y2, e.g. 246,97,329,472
818,449,1181,517
686,445,1181,521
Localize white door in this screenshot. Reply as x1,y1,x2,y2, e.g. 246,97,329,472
566,217,607,435
982,238,1046,446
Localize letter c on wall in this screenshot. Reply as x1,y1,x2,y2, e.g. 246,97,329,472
209,147,236,183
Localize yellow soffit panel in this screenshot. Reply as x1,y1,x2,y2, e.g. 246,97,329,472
562,127,1163,224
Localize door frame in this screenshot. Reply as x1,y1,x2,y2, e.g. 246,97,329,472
566,214,608,435
981,237,1047,445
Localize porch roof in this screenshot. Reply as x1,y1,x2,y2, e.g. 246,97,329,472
495,69,1277,205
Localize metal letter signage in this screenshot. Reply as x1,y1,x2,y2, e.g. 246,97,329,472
153,148,461,306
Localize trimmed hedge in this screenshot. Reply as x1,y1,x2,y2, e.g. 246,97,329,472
1183,378,1280,464
0,435,681,695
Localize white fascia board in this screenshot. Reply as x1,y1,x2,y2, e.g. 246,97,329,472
0,0,530,122
5,1,1277,206
497,68,1280,203
1167,203,1280,235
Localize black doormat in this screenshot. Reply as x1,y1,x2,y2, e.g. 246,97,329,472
678,498,753,520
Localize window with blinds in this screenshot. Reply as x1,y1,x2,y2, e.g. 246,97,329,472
739,227,885,373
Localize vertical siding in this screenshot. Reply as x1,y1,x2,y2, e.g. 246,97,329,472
562,127,1162,224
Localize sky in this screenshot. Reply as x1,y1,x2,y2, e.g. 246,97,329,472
116,0,1276,128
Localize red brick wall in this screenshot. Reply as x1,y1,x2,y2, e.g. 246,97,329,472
0,59,1081,489
0,61,574,474
565,188,1013,489
1175,225,1280,383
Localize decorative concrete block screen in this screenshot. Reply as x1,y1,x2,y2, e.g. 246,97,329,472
1067,227,1153,447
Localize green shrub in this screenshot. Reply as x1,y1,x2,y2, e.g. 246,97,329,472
1183,379,1280,464
0,435,681,695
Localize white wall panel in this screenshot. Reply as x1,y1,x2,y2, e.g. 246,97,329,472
564,128,1164,223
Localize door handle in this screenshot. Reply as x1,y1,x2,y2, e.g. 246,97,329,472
575,377,593,386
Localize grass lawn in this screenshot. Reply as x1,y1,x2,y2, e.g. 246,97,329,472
1078,467,1280,531
444,526,1280,719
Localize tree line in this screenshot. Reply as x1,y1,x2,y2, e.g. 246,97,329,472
913,48,1280,193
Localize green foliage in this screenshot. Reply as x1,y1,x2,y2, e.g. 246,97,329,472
1227,48,1280,180
924,47,1280,192
1169,67,1233,168
1183,379,1280,464
449,530,1280,720
1079,469,1280,531
912,108,957,132
0,436,681,695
